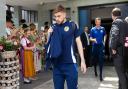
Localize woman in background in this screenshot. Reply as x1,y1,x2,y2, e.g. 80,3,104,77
20,29,36,83
30,23,42,73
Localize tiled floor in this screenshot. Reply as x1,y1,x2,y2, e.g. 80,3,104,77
24,66,118,89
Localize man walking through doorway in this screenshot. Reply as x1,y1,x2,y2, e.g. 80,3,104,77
90,17,106,81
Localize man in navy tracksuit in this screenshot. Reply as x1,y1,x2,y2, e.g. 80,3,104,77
90,17,106,81
48,5,86,89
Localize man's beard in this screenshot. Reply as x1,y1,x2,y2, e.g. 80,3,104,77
56,19,65,24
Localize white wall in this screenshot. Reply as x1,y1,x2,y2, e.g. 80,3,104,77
38,0,128,29
38,5,51,30
91,7,114,20
0,0,6,37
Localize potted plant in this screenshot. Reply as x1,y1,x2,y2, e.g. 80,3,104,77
0,36,19,59
0,36,20,89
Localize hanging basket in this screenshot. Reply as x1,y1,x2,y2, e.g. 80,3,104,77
0,51,16,59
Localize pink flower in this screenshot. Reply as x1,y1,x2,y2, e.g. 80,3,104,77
0,45,3,50
125,43,128,47
126,37,128,40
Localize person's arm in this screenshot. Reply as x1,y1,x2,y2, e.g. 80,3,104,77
103,35,107,46
90,29,97,43
72,22,86,74
7,29,19,40
109,24,119,54
76,36,87,74
90,37,97,43
47,26,54,43
103,27,107,46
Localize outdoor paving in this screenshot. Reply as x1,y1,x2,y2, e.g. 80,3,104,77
22,66,118,89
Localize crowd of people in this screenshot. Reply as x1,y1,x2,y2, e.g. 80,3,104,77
5,19,49,83
4,4,128,89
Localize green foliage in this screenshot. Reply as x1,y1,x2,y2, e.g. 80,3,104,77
0,36,18,51
4,42,14,51
0,36,6,44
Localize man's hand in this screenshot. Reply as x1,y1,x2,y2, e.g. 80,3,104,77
75,37,87,74
81,60,87,74
90,37,97,43
112,49,117,55
93,38,97,43
48,27,53,33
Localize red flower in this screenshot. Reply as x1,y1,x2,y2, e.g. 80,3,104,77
0,45,3,50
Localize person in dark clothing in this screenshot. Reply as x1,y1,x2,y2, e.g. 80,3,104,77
109,8,128,89
81,27,91,67
125,16,128,85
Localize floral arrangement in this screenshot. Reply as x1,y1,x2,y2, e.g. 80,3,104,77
0,36,19,52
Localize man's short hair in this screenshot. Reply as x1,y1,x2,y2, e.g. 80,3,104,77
95,17,101,21
53,5,66,14
112,8,121,17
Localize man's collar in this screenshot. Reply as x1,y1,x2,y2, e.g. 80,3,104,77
115,16,122,20
95,26,101,29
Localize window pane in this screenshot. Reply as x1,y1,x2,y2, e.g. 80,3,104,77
21,10,38,23
22,10,25,19
31,11,35,22
35,12,38,22
24,10,28,23
27,11,30,23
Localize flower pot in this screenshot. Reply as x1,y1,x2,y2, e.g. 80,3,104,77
0,51,19,89
0,51,16,59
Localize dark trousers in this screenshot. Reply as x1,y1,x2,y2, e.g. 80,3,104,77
83,45,91,67
91,44,105,79
113,54,127,89
53,63,78,89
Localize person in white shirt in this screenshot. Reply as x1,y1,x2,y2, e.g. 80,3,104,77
6,19,13,39
81,27,91,67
